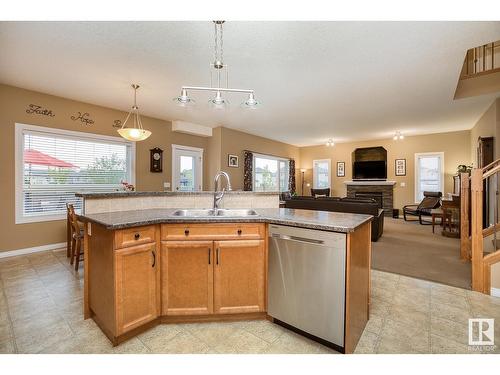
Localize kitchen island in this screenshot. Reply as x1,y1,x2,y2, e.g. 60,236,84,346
78,199,372,354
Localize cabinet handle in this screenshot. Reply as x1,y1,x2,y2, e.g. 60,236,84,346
184,229,190,236
208,248,211,265
216,248,220,265
237,229,242,235
151,250,156,268
134,233,140,240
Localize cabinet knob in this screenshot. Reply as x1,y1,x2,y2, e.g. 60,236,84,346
134,233,140,240
184,229,190,236
237,229,242,235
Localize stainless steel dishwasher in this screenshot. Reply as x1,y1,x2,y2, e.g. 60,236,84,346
268,224,346,350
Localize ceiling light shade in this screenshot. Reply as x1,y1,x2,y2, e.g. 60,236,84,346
118,84,151,142
326,139,335,147
173,88,195,107
242,93,259,108
399,134,404,140
209,91,228,109
118,128,152,142
393,135,398,140
393,131,404,140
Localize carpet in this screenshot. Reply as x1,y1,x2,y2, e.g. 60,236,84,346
371,217,471,289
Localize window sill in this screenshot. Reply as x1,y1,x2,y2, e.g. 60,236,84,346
16,214,67,224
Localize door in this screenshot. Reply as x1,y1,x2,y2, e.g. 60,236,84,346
115,243,158,335
172,144,203,192
415,152,444,202
213,240,266,314
161,241,213,315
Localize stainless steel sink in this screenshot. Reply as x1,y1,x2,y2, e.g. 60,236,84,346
171,209,258,217
171,209,215,217
215,209,258,217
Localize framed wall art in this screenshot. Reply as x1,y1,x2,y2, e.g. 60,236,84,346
337,161,345,177
395,158,406,176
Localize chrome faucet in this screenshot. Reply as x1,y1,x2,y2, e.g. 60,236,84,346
213,171,232,212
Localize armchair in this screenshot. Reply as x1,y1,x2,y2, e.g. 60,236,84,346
403,191,442,224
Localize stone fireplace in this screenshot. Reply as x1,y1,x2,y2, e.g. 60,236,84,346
345,181,396,216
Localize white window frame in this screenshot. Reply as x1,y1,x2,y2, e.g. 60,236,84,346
15,123,136,224
312,159,331,189
171,144,204,192
414,152,444,203
252,153,290,192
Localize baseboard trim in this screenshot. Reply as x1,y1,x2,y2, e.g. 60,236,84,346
0,242,66,259
491,288,500,298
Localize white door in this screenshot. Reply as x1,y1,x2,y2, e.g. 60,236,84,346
415,152,444,202
172,145,203,192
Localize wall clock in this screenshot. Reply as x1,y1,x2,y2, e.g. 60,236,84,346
150,148,163,173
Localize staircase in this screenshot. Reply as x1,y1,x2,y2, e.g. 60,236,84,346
461,159,500,294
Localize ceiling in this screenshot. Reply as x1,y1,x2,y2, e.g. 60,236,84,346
1,21,499,147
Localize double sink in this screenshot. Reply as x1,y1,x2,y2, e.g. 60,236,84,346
171,209,258,217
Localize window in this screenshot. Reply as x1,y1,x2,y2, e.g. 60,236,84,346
253,153,290,192
313,159,331,189
415,152,444,202
15,123,135,223
171,144,203,192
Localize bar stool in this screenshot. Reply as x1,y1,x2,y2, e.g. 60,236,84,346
67,204,84,271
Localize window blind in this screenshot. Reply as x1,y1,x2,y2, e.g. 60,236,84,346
21,128,132,219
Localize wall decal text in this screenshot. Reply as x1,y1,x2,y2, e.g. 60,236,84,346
26,104,55,117
71,112,94,126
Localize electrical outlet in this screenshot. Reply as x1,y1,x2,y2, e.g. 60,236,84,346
164,182,171,190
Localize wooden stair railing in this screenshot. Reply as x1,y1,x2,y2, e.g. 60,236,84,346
470,161,500,294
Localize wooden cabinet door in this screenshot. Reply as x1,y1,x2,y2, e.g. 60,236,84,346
161,241,213,315
115,242,158,335
213,240,266,314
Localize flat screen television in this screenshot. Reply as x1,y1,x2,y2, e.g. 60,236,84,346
353,161,387,180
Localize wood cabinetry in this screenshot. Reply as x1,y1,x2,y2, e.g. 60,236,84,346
161,241,213,315
214,240,266,314
115,242,159,335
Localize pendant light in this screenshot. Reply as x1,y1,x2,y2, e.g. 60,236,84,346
118,84,152,142
174,21,259,109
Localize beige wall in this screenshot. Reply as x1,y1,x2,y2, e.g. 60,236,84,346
470,99,497,165
299,131,471,210
208,127,301,191
0,84,209,252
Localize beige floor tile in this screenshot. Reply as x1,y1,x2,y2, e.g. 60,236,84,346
398,276,433,289
0,339,16,353
372,286,396,303
15,319,74,353
430,315,469,344
372,277,398,292
391,291,430,313
372,270,400,283
387,304,430,331
109,337,151,354
370,297,391,317
431,301,472,322
354,330,379,354
431,289,469,310
183,321,246,347
213,329,271,354
8,295,59,322
145,329,210,354
137,323,185,350
264,331,337,354
243,320,287,343
377,319,430,354
431,283,467,297
430,334,472,354
364,315,384,335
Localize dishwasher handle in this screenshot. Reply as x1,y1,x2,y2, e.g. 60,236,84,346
271,233,325,245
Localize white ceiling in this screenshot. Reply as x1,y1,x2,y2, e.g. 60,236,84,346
1,21,499,146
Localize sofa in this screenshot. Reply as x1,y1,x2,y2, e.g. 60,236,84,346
284,196,384,241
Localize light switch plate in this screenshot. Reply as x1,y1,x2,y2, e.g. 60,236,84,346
164,182,171,189
400,182,406,187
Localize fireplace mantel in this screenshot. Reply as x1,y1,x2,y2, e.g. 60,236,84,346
344,180,396,186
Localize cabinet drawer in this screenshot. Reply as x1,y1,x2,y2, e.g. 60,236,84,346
115,225,156,249
161,223,265,241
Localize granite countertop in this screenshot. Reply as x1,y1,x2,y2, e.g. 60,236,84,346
76,191,279,199
78,208,372,233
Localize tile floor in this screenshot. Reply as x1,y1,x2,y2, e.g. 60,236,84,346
0,248,499,354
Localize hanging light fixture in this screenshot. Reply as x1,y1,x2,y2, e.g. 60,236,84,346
326,139,335,147
118,84,152,142
393,131,404,140
174,21,259,109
